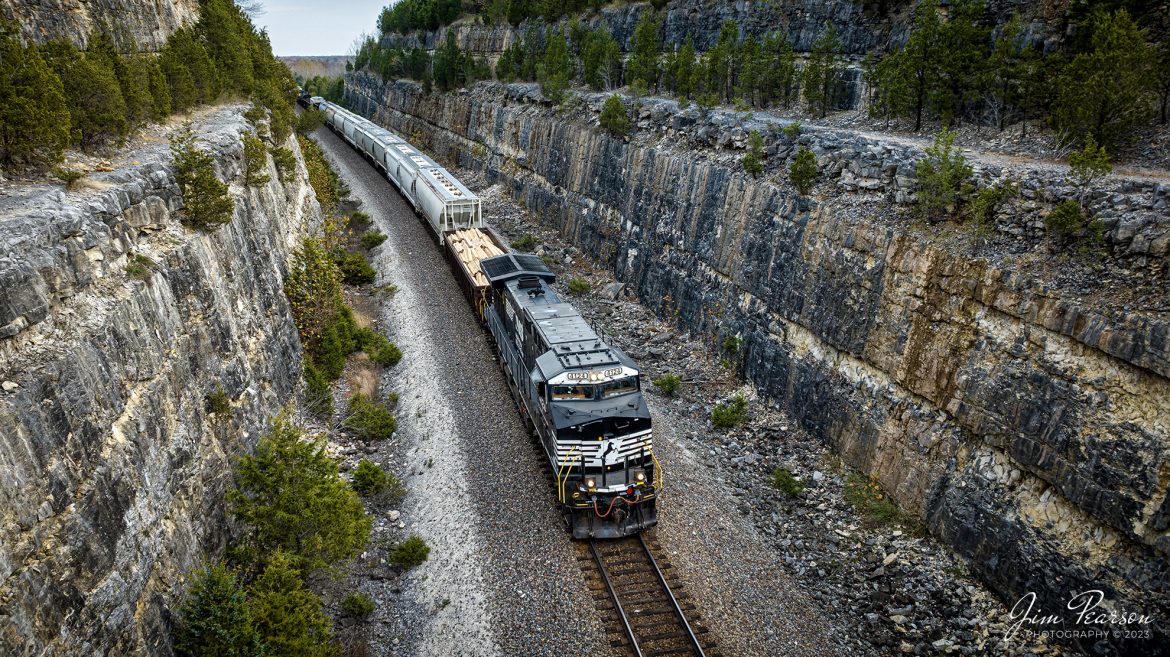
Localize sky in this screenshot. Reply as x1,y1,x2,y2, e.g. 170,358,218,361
256,0,387,57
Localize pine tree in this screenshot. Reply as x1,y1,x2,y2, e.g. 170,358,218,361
628,11,662,91
433,30,465,91
539,29,571,103
172,563,265,657
228,411,371,574
880,0,943,131
247,552,337,657
87,29,155,129
1156,45,1170,125
931,0,989,126
737,35,762,107
986,12,1026,131
145,56,173,119
0,20,71,170
1052,9,1154,149
762,32,798,108
1067,134,1111,209
801,24,844,118
160,32,199,112
790,146,818,195
742,129,764,177
42,40,129,150
599,94,630,136
199,0,255,93
914,128,973,222
170,124,234,229
705,21,738,103
582,28,621,91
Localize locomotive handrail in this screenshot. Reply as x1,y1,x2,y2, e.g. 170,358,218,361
556,448,579,503
650,450,664,490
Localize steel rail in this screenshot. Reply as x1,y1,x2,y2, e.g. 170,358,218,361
638,535,706,657
590,540,646,657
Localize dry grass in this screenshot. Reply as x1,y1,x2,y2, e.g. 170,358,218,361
346,353,378,398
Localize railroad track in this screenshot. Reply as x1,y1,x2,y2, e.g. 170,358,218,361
578,534,719,657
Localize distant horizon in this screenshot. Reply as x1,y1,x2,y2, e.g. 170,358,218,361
279,54,352,59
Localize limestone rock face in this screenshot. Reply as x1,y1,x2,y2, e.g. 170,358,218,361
0,0,200,51
0,107,319,656
346,76,1170,653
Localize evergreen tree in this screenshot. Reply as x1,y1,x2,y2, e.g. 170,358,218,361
199,0,255,93
87,29,155,129
737,35,762,107
801,24,844,118
539,29,571,102
172,563,265,657
705,21,739,102
879,0,943,131
674,37,698,99
228,412,371,575
42,40,129,150
762,32,798,108
0,21,71,170
931,0,989,126
247,552,337,657
986,12,1027,131
599,93,630,136
433,30,465,91
1067,134,1111,209
915,128,973,222
628,12,662,91
170,124,234,229
1052,9,1154,149
742,129,764,177
582,28,621,91
1157,45,1170,125
790,146,818,195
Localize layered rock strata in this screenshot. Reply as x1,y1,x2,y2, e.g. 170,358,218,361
0,107,319,656
0,0,200,51
347,76,1169,653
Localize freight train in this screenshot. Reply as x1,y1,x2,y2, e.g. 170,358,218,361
304,95,659,538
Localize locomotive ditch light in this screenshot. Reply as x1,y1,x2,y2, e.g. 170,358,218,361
584,476,597,491
633,468,647,484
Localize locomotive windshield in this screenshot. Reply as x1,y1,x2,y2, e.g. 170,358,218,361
551,384,594,400
599,377,638,399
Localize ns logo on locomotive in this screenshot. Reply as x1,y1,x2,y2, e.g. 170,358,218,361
302,91,659,539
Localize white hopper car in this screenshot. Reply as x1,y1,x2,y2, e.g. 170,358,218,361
312,97,482,243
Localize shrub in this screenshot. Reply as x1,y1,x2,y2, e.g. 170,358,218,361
171,124,235,230
742,130,764,177
721,336,741,353
345,394,397,441
360,231,387,249
651,373,680,396
295,108,325,135
781,121,801,138
965,182,1018,230
511,234,538,250
769,467,804,497
789,146,818,195
1045,199,1105,250
351,459,389,496
388,535,430,568
695,92,719,112
1067,134,1112,208
297,134,341,215
206,386,232,415
285,237,344,361
599,94,630,137
125,254,154,280
172,562,264,657
243,133,270,187
247,552,336,657
54,167,83,185
303,360,333,418
42,39,129,151
229,411,372,574
271,147,296,181
843,472,913,529
335,252,377,285
711,394,748,430
368,335,402,367
567,277,590,296
340,592,376,619
914,128,972,222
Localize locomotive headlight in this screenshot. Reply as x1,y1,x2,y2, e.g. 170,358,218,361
633,468,647,484
584,477,597,491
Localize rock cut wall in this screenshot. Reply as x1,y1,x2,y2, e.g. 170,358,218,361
346,76,1169,654
0,107,319,656
0,0,200,51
